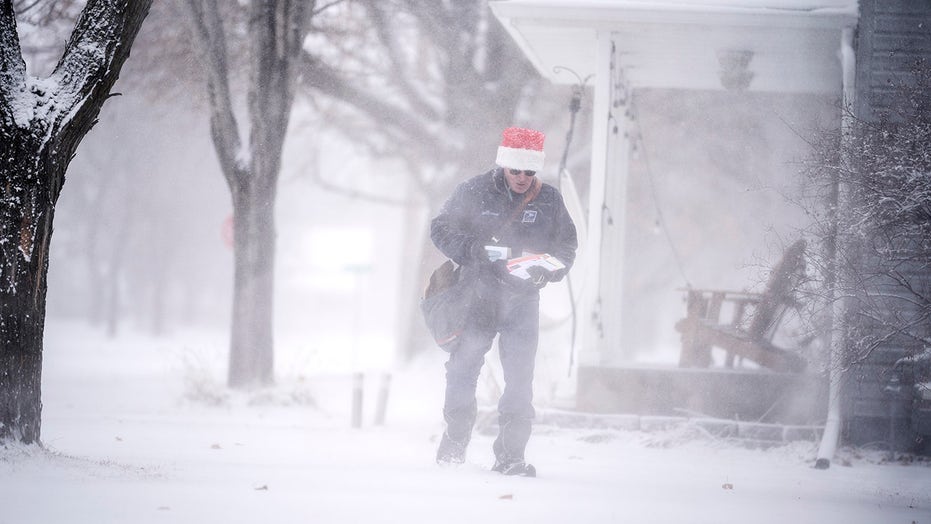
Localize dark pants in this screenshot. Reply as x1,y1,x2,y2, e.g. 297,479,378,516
442,277,540,464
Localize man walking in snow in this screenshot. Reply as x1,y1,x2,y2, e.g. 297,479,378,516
430,127,578,477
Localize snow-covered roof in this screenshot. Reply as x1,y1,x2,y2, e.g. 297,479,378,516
490,0,859,92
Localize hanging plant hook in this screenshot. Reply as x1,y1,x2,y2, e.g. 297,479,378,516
553,65,594,89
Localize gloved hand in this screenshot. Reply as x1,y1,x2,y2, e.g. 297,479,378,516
525,266,549,289
469,239,492,264
491,259,510,277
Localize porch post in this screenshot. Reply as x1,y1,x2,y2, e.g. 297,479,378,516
599,33,631,365
816,25,856,469
576,31,631,367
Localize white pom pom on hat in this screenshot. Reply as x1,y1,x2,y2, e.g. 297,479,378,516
495,126,545,171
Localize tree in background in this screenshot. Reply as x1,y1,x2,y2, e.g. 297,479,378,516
15,0,559,386
38,0,233,338
301,0,548,357
303,1,540,200
800,61,931,378
0,0,151,443
178,0,309,389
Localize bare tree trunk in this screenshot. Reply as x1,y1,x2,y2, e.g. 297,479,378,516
395,203,428,360
148,251,168,337
0,140,54,443
0,0,152,443
396,202,449,360
228,182,276,387
179,0,308,388
104,206,132,337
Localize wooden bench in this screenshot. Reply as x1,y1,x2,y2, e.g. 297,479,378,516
675,239,808,373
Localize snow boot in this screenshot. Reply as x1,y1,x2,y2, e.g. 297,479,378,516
492,460,536,477
436,432,468,465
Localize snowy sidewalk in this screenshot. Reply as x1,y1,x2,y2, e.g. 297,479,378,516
1,323,929,524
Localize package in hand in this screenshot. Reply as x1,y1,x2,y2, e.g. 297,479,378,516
506,253,566,280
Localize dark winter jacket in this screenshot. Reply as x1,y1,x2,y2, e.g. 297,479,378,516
431,168,578,284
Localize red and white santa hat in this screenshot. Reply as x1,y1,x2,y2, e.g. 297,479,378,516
496,126,545,171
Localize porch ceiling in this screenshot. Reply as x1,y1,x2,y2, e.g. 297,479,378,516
490,0,859,93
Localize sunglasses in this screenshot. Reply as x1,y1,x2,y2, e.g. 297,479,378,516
506,168,536,177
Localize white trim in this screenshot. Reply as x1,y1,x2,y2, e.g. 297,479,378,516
576,31,615,367
490,0,858,91
496,146,546,171
491,1,857,29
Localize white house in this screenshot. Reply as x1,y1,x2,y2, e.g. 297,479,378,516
490,0,858,367
492,0,931,460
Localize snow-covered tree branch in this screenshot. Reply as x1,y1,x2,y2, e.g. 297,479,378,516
800,59,931,374
0,0,151,444
177,0,245,187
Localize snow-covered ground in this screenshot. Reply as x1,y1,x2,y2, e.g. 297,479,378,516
1,321,930,524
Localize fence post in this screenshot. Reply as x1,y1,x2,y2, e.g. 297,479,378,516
374,373,392,426
351,372,364,429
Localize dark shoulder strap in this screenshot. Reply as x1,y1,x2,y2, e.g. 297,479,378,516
505,177,542,226
491,177,541,242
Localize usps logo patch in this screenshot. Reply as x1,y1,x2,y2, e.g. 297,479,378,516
521,210,537,223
